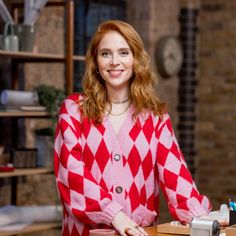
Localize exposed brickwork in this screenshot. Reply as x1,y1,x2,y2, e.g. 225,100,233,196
196,0,236,208
127,0,180,130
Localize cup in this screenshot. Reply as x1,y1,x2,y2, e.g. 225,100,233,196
0,23,19,51
2,35,19,51
89,229,116,236
13,24,36,52
230,210,236,225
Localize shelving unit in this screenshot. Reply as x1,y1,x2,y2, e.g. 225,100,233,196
0,0,85,235
0,168,53,178
0,49,85,91
0,50,65,62
0,111,49,118
8,0,85,94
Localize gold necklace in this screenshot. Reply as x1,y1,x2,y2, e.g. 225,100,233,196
110,98,130,104
106,102,130,116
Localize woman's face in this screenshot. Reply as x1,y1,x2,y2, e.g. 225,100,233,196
97,31,134,93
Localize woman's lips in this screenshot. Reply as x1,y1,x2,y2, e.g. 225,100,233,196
108,70,123,77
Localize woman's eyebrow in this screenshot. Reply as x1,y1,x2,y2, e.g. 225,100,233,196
99,47,131,51
118,47,131,51
98,48,111,52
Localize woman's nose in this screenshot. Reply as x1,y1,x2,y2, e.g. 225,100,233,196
110,55,119,65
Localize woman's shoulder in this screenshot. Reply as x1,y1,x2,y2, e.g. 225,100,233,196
59,92,85,116
149,111,170,122
146,111,172,130
66,92,85,102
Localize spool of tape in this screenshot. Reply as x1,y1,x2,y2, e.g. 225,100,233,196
190,218,220,236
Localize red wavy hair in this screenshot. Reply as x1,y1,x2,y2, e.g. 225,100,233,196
82,20,167,123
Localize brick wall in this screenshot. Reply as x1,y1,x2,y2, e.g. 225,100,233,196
127,0,180,128
196,0,236,208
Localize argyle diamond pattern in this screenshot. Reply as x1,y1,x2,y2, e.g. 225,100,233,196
54,94,211,235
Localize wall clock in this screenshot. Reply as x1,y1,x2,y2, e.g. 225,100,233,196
155,35,183,78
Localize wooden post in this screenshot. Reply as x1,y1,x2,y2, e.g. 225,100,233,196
65,0,74,95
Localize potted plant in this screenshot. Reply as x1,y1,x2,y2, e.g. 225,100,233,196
34,85,65,168
35,84,66,135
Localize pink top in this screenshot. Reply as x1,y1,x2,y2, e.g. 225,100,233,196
54,93,211,236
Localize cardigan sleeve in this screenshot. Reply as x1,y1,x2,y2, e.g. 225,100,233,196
155,113,212,223
54,94,123,226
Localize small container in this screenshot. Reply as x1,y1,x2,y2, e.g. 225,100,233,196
1,23,19,51
229,210,236,226
89,229,116,236
13,24,36,52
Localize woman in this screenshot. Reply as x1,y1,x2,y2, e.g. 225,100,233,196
54,20,211,236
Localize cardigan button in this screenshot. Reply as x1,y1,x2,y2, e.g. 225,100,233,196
114,154,121,161
115,186,123,194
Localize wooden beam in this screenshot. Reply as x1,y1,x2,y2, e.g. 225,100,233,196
65,0,74,95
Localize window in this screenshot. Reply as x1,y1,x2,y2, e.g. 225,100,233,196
74,0,126,91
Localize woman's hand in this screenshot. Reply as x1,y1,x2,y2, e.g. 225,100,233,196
111,211,148,236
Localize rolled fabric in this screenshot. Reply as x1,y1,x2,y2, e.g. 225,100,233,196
0,90,39,106
0,205,62,226
0,205,22,226
18,205,62,222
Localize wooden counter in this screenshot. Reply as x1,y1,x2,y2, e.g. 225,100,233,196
146,226,163,235
145,225,187,236
143,226,158,235
114,225,187,236
145,224,226,236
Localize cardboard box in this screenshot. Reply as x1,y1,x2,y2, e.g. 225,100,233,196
226,224,236,236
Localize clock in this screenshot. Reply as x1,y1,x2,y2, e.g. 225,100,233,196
155,35,183,78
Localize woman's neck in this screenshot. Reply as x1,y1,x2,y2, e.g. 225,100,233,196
106,88,130,104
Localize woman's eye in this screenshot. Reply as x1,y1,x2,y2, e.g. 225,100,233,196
101,51,111,58
120,51,129,56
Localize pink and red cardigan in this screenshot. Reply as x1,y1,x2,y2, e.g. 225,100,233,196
54,93,211,236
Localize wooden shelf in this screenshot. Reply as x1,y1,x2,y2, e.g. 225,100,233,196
0,222,61,236
73,55,86,61
0,50,85,63
0,168,53,178
0,50,65,62
0,110,49,118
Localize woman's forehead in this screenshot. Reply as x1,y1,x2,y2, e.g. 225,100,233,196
98,31,130,49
